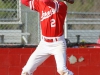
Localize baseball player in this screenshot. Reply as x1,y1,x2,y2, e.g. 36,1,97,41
21,0,74,75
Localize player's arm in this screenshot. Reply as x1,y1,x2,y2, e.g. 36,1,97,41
64,0,74,4
21,0,39,11
21,0,30,6
41,0,55,8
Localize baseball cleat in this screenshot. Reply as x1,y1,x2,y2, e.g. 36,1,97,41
22,72,29,75
64,70,73,75
67,70,74,75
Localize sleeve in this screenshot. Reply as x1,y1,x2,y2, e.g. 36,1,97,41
41,0,55,8
21,0,39,11
21,0,30,7
58,2,67,13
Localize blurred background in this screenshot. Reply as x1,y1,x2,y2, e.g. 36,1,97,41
0,0,100,47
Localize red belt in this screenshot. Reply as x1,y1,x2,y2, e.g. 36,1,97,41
44,38,58,42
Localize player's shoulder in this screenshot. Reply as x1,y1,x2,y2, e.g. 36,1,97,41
58,1,67,9
58,1,67,6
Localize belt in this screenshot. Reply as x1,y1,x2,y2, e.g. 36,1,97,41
42,35,64,42
44,38,58,42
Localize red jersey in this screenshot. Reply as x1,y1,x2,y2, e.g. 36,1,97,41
21,0,67,37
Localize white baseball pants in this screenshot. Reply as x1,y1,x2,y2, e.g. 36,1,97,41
21,35,73,75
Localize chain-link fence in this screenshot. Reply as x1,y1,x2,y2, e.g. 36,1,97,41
66,0,100,43
0,0,100,45
0,0,21,24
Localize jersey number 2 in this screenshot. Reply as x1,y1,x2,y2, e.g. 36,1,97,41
50,19,56,27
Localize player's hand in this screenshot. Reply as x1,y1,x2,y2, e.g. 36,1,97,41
64,0,74,4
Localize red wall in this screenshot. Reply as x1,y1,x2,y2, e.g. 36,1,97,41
0,48,100,75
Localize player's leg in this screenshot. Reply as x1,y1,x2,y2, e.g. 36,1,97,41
21,41,51,75
21,53,50,75
53,41,73,75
